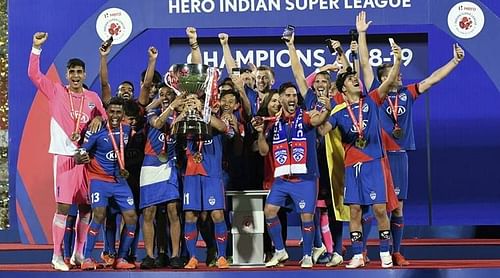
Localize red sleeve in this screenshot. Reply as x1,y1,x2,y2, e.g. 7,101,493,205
407,83,420,100
333,93,343,104
303,111,312,126
369,89,384,106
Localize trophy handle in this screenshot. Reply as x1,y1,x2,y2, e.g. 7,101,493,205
164,71,182,96
202,67,220,122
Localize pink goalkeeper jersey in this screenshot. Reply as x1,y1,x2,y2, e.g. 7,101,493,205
28,49,106,156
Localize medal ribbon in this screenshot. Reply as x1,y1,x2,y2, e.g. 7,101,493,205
161,109,176,155
386,93,400,128
107,122,125,171
345,97,364,139
68,89,85,136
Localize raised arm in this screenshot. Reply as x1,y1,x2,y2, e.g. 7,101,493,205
251,117,269,156
285,33,309,98
232,75,252,119
376,43,402,99
356,11,375,89
138,46,158,106
187,27,202,64
418,43,464,93
99,41,113,105
28,32,57,99
218,33,237,75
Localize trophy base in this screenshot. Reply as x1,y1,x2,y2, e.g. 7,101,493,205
173,119,211,141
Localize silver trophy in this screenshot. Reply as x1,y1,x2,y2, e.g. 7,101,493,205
164,63,219,140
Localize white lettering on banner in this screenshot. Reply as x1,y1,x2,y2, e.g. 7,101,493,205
168,0,412,14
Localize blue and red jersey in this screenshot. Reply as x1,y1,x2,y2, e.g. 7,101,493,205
185,132,224,178
144,109,176,166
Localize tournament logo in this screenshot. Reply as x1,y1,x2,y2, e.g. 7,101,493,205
292,147,305,162
127,196,134,206
369,191,377,200
275,149,288,165
298,200,306,210
96,8,133,44
208,196,216,206
447,2,484,39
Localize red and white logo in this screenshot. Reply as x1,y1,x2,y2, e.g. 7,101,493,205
96,8,133,44
448,2,484,39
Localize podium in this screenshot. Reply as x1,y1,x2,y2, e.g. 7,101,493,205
226,190,268,266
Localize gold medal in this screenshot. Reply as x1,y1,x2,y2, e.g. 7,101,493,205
120,169,130,179
355,137,367,149
392,127,403,139
158,152,168,163
70,132,81,142
193,152,203,164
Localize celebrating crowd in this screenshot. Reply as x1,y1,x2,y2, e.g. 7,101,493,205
27,11,464,271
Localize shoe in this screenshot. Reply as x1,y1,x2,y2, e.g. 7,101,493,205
326,252,343,267
70,252,85,268
300,255,313,268
154,253,170,268
380,252,393,268
63,257,74,269
363,250,370,264
114,258,136,269
206,247,217,267
216,256,230,269
265,250,289,267
184,257,199,269
393,252,410,266
81,258,97,271
345,255,365,269
100,251,116,267
140,256,156,269
317,252,333,264
312,244,327,264
126,255,137,264
52,255,70,271
170,256,184,269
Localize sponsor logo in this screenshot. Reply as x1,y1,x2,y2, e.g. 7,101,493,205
71,111,89,123
350,120,368,133
369,191,377,200
386,105,406,116
447,2,484,39
158,133,165,142
96,8,133,44
275,149,288,165
106,150,118,161
298,200,306,209
292,147,305,162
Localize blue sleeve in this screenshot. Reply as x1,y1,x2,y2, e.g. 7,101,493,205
82,132,98,151
328,113,338,129
245,85,258,116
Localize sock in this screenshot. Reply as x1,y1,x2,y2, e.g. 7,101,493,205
313,209,323,248
320,212,333,253
302,220,315,256
184,221,198,258
332,220,343,255
74,211,90,256
379,230,391,253
104,214,117,254
265,216,284,251
52,213,67,257
350,231,363,255
128,223,140,258
214,221,228,258
63,216,76,258
117,224,136,259
391,215,404,253
84,221,102,258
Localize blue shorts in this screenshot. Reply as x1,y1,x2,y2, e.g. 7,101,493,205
266,176,318,214
139,162,180,209
387,151,408,200
344,159,387,205
107,198,121,215
89,179,136,212
183,175,225,211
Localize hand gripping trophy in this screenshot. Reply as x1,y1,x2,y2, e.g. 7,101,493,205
164,63,219,140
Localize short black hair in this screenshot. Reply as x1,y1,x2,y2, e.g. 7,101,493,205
118,81,135,92
335,69,357,92
106,96,125,109
220,89,241,104
377,63,393,82
278,82,298,95
123,99,140,117
141,70,162,84
66,58,85,71
315,71,332,83
218,77,234,89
